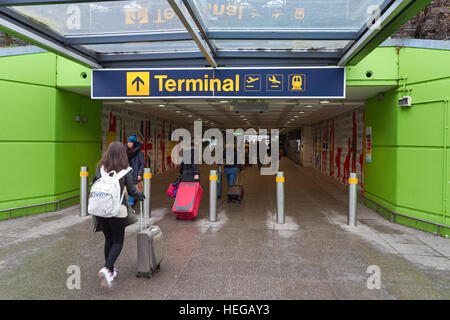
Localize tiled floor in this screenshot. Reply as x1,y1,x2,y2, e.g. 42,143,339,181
0,159,448,299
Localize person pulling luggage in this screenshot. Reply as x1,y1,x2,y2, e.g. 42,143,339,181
91,142,145,288
179,141,200,182
222,144,244,186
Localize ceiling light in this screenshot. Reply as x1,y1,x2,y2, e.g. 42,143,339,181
294,115,299,118
299,111,305,113
320,100,330,104
188,115,193,117
176,110,181,113
124,100,134,104
220,100,228,103
305,105,313,108
243,118,247,121
158,104,165,107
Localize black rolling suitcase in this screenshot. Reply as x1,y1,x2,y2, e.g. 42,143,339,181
227,171,244,203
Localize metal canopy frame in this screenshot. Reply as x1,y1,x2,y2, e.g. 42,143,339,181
0,0,431,69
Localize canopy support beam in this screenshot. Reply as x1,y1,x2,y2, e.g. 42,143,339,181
167,0,217,68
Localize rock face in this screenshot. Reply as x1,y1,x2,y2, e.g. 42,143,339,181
0,1,448,47
0,32,29,47
392,0,449,40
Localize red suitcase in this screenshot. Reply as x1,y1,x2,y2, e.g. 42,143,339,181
172,182,203,220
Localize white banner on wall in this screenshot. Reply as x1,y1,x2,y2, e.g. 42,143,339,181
366,126,372,163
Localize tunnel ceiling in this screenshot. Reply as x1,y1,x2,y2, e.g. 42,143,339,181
103,97,368,129
0,0,431,68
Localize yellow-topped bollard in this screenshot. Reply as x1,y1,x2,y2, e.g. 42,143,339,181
276,171,285,224
209,170,218,222
80,166,88,217
348,172,358,226
143,168,151,223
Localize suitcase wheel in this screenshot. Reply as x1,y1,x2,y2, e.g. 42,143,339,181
136,272,152,279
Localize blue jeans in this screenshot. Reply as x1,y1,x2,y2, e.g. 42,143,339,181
224,167,238,186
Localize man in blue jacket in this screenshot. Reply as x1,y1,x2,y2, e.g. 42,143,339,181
125,135,145,206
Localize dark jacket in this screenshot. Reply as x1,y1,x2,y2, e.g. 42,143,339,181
179,147,198,175
92,168,145,206
125,142,145,181
223,148,243,171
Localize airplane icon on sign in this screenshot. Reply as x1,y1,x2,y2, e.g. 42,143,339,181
244,74,261,91
268,75,281,84
246,76,260,83
266,74,283,92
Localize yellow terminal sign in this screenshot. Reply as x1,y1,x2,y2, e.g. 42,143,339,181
127,72,150,96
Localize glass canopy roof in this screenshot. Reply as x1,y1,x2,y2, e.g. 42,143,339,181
0,0,430,68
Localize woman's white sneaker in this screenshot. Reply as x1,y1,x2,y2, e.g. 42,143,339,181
98,267,114,288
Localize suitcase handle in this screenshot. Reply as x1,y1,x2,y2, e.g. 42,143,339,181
235,170,245,185
140,201,144,231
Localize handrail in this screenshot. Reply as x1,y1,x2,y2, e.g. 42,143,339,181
0,195,80,219
362,195,449,237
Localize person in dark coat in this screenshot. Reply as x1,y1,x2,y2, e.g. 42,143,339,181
222,145,243,186
125,135,145,206
179,142,199,181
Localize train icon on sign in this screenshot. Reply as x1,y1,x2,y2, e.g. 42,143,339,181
288,74,306,92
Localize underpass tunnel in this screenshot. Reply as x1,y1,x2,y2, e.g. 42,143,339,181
1,0,449,301
91,87,380,227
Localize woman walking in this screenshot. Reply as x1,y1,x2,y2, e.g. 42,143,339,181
92,141,145,288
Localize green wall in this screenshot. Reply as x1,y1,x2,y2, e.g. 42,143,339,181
364,47,450,236
0,52,101,220
0,45,449,238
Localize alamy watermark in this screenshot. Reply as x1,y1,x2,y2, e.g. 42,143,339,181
171,121,279,175
366,265,381,290
66,265,81,290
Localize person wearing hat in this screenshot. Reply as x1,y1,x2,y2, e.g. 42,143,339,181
124,135,145,206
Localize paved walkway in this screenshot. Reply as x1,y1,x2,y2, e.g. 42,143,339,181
0,159,449,299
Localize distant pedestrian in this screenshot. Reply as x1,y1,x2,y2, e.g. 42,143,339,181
179,141,200,181
222,144,243,185
125,135,145,206
92,142,145,288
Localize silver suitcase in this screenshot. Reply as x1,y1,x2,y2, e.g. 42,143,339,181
136,202,164,278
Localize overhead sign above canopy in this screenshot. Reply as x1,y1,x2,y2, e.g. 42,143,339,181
0,0,431,68
91,67,345,99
